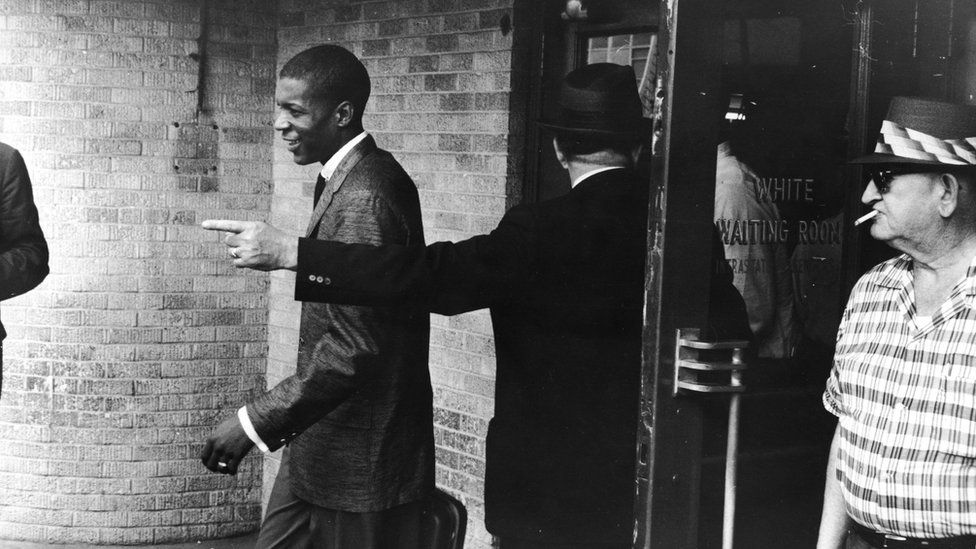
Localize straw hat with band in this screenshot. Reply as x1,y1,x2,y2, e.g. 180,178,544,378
851,96,976,166
538,62,653,138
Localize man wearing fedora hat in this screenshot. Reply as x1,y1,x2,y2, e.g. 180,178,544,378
203,62,672,546
817,97,976,549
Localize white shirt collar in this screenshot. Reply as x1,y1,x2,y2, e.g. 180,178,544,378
319,131,368,180
571,166,625,188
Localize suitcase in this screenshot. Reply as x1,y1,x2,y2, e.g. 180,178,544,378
421,488,467,549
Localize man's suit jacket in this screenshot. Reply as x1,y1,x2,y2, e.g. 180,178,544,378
246,135,433,512
0,142,49,342
296,168,649,543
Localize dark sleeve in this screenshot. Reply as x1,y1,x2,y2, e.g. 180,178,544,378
294,204,538,315
0,148,49,300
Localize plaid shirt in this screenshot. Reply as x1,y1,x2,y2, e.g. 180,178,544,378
824,253,976,538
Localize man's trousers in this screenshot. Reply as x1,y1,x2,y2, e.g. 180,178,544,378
255,449,424,549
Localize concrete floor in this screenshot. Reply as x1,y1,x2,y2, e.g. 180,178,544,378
0,532,258,549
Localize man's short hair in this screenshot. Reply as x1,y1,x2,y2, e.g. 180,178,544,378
280,45,370,121
553,131,639,160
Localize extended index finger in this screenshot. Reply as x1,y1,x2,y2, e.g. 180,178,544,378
201,219,248,234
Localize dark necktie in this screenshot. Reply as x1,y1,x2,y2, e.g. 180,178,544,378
313,174,327,206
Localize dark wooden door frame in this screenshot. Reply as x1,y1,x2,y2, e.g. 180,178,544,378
508,0,568,207
634,0,724,546
840,1,875,297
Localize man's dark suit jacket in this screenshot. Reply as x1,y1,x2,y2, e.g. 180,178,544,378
0,143,48,341
246,135,434,513
295,168,649,543
0,142,49,342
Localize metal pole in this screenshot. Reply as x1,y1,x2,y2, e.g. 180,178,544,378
722,350,744,549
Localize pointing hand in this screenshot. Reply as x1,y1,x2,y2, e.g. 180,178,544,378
202,219,298,271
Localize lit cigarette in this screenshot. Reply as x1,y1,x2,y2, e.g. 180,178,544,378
854,210,878,226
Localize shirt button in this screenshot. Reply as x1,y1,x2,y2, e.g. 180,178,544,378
316,276,323,283
322,277,331,285
893,401,906,411
308,275,316,282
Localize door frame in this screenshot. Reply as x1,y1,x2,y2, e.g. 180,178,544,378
634,0,724,546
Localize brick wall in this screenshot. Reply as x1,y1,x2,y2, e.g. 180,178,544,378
0,0,520,545
272,1,517,547
0,0,275,543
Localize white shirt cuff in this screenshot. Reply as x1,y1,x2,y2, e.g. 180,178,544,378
237,406,270,453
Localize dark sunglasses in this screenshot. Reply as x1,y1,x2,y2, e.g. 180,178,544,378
865,167,921,194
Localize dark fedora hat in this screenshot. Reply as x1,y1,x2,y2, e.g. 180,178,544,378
539,63,652,137
851,96,976,165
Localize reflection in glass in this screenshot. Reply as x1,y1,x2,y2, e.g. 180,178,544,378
586,32,658,118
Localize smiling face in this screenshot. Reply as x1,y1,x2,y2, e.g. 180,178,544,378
273,77,341,166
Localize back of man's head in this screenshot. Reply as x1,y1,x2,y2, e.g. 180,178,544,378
554,131,639,165
280,45,370,121
541,63,649,167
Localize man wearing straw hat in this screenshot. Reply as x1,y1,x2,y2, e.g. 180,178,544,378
818,97,976,549
205,62,747,547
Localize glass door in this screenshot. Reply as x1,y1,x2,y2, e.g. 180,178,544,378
640,0,976,547
696,3,852,547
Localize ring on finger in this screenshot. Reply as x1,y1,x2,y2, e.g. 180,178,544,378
229,249,239,259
